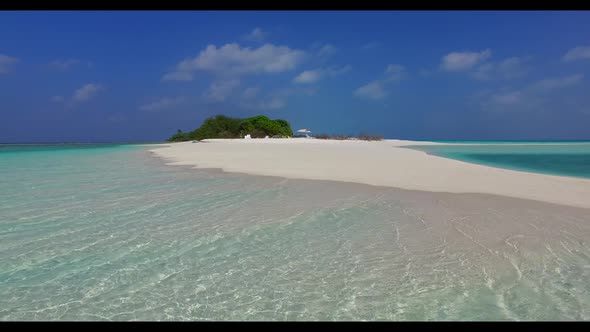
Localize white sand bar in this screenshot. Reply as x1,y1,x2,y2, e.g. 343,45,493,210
150,139,590,209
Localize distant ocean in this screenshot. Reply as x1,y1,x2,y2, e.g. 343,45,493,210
406,141,590,179
1,143,589,321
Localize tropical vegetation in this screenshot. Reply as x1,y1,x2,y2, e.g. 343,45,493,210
167,115,294,142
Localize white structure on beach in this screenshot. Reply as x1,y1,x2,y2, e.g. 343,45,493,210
296,129,312,138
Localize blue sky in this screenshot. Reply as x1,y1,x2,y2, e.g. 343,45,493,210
1,11,590,142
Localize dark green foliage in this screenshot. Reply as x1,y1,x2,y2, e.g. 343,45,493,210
167,115,293,142
249,129,267,138
217,130,237,139
190,115,242,140
238,115,293,137
167,129,190,142
274,119,294,137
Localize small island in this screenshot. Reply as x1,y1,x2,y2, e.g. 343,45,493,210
167,115,294,142
167,114,384,142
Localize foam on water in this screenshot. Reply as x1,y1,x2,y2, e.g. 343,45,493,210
1,145,589,320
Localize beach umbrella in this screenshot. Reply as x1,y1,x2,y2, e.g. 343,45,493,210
296,129,312,137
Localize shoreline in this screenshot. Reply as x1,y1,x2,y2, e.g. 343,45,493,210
149,139,590,209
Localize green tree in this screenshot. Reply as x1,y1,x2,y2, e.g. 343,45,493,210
166,114,293,141
167,129,189,142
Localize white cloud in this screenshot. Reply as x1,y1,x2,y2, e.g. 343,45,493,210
441,49,491,72
473,56,529,80
385,64,406,81
203,79,240,102
482,74,583,111
48,59,82,71
498,57,528,79
0,54,19,74
244,27,267,43
73,83,103,102
352,64,404,100
293,69,322,84
293,65,351,84
562,46,590,62
242,87,260,99
472,63,494,80
354,81,386,100
498,57,527,78
163,43,306,81
54,83,103,108
480,89,542,113
139,97,185,112
530,74,583,91
318,43,336,57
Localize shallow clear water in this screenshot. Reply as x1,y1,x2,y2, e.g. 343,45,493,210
406,143,590,179
1,145,589,321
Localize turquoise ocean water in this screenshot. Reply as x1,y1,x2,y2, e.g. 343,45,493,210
406,142,590,179
1,144,589,320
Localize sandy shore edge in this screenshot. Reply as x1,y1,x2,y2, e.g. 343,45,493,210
149,139,590,209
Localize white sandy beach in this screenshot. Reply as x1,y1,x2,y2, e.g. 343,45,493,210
150,139,590,209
